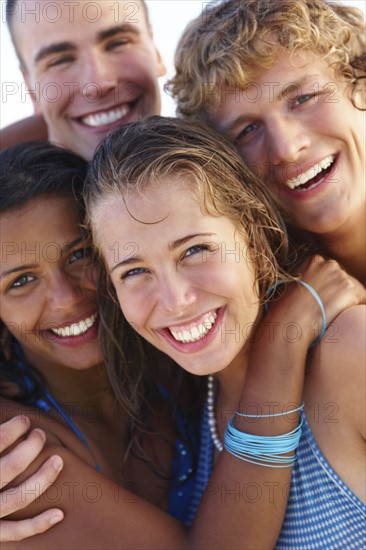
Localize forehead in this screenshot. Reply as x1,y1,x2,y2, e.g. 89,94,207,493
12,0,149,53
92,179,206,238
1,195,80,253
209,52,338,126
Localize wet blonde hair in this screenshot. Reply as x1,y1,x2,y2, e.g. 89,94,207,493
85,116,294,462
167,0,366,120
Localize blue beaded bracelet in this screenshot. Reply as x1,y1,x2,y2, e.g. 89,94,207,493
223,414,304,468
265,280,327,349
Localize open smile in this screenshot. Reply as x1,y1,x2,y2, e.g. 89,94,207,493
49,312,97,337
45,312,98,347
76,102,137,129
284,154,337,191
158,308,224,353
168,310,218,343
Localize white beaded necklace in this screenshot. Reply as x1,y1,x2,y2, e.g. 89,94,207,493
206,375,224,452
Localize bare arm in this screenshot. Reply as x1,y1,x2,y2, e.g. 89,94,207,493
190,256,366,548
304,304,366,503
0,116,48,150
1,258,364,549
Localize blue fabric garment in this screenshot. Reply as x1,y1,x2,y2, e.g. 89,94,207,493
168,400,214,525
196,408,366,548
275,413,366,549
161,382,213,526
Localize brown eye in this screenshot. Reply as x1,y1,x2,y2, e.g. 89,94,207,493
69,246,93,264
10,274,35,289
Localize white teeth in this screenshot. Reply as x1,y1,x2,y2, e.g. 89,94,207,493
81,106,130,127
285,155,335,189
169,311,218,343
51,313,97,338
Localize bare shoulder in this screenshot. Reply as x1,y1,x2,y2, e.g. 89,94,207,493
0,397,92,462
2,443,184,550
0,398,185,549
0,115,48,150
322,304,365,373
311,305,365,435
318,303,364,355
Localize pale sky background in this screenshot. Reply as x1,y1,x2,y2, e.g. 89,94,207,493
1,0,365,129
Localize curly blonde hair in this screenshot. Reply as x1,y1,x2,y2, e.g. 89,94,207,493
167,0,366,119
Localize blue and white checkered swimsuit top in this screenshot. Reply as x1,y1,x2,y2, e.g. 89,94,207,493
275,412,366,549
193,406,366,547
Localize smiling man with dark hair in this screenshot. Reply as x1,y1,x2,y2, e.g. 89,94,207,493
2,0,165,159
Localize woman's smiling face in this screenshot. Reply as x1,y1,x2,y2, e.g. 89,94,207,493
94,178,261,376
0,195,102,373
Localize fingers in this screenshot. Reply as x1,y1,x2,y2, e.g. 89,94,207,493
0,416,31,453
1,455,64,518
298,255,366,324
0,510,64,542
0,424,48,488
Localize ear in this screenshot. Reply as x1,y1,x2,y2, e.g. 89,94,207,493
21,66,42,115
148,27,167,78
355,79,366,109
154,45,167,78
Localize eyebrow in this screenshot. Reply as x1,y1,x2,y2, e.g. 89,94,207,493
110,233,215,274
219,73,322,134
64,236,85,252
0,237,85,280
281,73,321,99
35,42,76,64
0,263,38,281
97,24,140,43
34,24,140,65
219,114,252,135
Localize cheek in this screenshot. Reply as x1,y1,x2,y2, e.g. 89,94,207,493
198,255,248,291
1,296,29,324
39,79,69,112
126,52,160,85
2,309,38,344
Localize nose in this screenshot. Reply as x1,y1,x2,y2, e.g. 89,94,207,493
47,272,84,313
158,271,197,316
81,53,117,100
266,115,310,165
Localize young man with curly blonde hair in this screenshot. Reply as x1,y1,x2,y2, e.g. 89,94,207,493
168,0,366,285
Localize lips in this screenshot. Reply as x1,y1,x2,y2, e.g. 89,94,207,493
284,155,336,191
157,308,224,355
49,312,97,338
168,311,218,343
80,105,131,128
44,312,98,348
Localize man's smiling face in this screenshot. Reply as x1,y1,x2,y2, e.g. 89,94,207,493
209,52,366,238
12,0,166,159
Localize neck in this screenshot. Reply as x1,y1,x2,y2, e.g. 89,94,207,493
291,213,366,285
319,216,366,285
36,361,114,413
